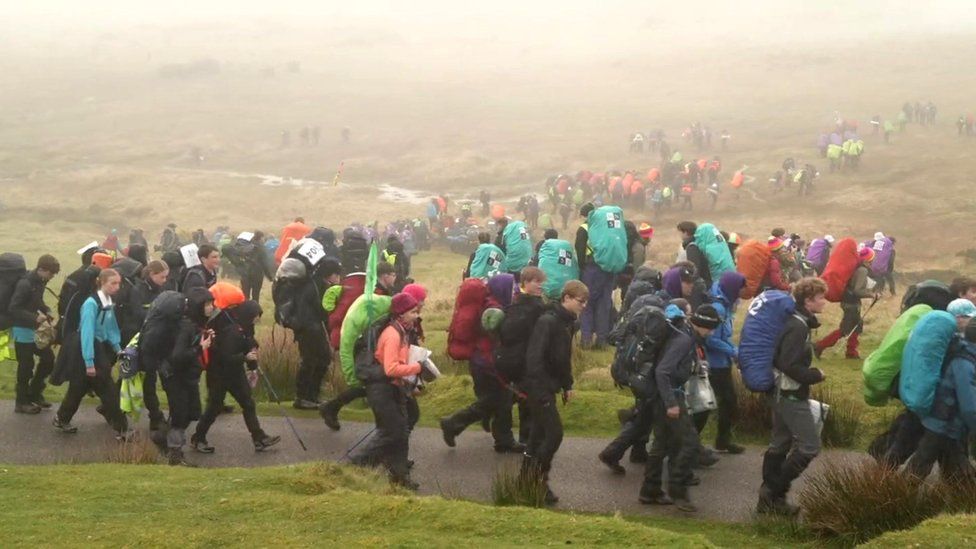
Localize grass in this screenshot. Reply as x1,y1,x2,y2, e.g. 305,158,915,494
0,462,720,548
861,513,976,547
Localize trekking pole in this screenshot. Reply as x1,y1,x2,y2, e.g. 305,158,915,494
338,427,377,463
256,365,308,451
846,295,881,339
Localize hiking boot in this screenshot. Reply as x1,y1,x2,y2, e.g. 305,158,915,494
494,442,527,454
150,429,168,452
293,399,319,410
392,475,419,492
115,430,136,443
696,448,720,468
190,434,215,453
15,403,41,415
757,489,800,516
638,487,674,505
673,497,698,513
439,418,457,448
52,416,78,433
629,444,649,464
168,448,197,467
254,435,281,452
845,352,861,360
222,404,236,414
318,401,341,431
716,442,746,454
32,398,53,409
598,450,626,475
544,486,559,506
813,346,825,360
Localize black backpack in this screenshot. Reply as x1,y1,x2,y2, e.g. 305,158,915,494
56,265,100,342
272,278,303,329
0,253,27,330
340,233,370,276
495,297,546,384
901,280,953,313
354,315,392,384
139,291,187,359
609,304,677,398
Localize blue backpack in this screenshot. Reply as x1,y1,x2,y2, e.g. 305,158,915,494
469,243,505,280
537,239,579,300
738,290,796,392
586,205,628,274
900,311,958,416
501,221,532,274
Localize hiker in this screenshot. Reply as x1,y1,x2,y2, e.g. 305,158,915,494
676,221,712,288
904,317,976,483
181,244,220,296
128,228,148,250
479,190,491,217
238,232,276,302
156,223,181,253
351,292,429,489
950,277,976,305
815,247,878,359
662,263,709,310
805,235,834,275
761,238,792,292
191,295,281,454
158,287,213,466
9,254,60,413
521,280,588,506
52,268,129,438
382,236,411,292
704,272,747,454
440,274,524,452
124,260,169,430
638,304,721,512
576,202,623,349
286,258,340,409
869,234,897,297
757,277,829,515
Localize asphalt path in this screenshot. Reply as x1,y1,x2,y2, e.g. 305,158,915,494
0,400,864,522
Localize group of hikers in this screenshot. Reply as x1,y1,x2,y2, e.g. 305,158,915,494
629,124,732,155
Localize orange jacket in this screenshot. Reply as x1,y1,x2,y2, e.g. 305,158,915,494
274,221,312,264
375,322,422,381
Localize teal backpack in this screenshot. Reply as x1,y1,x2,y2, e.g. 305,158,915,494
900,311,958,416
537,239,580,300
501,221,532,274
586,205,628,274
469,243,505,280
694,223,736,282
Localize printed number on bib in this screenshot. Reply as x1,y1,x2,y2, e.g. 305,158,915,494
296,240,326,266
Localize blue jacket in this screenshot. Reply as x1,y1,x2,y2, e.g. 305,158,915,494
704,283,737,369
80,293,121,368
922,340,976,441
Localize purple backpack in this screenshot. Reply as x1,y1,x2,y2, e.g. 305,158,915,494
864,238,893,275
806,239,830,270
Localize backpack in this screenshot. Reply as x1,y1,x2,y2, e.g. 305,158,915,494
447,278,490,360
738,290,797,392
899,311,958,417
495,297,547,384
288,237,328,275
500,221,532,274
736,240,772,299
340,232,370,275
272,278,304,330
609,303,675,397
820,237,859,302
694,223,736,283
585,205,628,274
862,304,932,406
56,265,101,342
469,243,505,280
0,253,27,330
900,279,953,313
139,291,187,359
865,237,893,276
354,315,393,384
805,239,830,272
537,239,579,301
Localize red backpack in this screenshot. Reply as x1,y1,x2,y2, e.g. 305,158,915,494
447,278,490,360
821,237,859,302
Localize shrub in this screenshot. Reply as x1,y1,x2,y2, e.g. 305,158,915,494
254,329,302,402
491,463,548,508
107,433,159,465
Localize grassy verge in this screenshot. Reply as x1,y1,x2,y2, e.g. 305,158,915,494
860,514,976,547
0,462,724,548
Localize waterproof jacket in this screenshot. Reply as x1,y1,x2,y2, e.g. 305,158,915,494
761,256,791,292
80,292,122,368
923,340,976,441
374,321,422,385
181,265,216,296
704,283,737,369
494,294,546,383
772,306,824,399
843,265,874,306
522,303,576,397
8,270,51,329
210,301,262,373
653,324,697,409
167,289,211,379
123,278,165,341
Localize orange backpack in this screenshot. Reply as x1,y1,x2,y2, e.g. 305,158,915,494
736,240,772,299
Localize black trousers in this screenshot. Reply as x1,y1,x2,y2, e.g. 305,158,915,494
195,365,265,442
14,342,55,405
710,367,738,446
241,274,264,303
162,373,201,449
643,400,698,499
294,326,330,402
526,393,564,474
602,397,654,462
870,410,926,468
332,385,368,408
442,367,516,447
353,382,411,479
905,428,975,482
57,366,127,433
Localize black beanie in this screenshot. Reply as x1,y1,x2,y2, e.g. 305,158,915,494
690,304,721,330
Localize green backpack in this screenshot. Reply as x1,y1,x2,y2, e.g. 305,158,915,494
862,304,932,406
693,223,736,282
586,205,628,274
469,243,505,280
537,239,580,300
501,221,532,274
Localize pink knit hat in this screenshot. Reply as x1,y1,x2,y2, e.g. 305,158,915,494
859,247,876,262
391,293,419,316
401,283,427,304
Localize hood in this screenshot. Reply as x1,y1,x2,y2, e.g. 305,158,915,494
386,239,405,254
276,258,307,281
716,272,746,304
229,300,263,327
162,251,184,270
185,287,215,325
662,267,684,299
486,273,516,308
633,266,662,288
127,244,148,266
623,280,658,312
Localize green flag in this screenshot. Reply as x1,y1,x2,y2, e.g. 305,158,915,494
365,241,378,297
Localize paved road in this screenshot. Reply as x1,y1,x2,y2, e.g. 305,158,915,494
0,400,864,522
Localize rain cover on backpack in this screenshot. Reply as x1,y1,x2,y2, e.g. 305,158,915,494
586,205,628,274
694,223,736,283
501,221,532,274
537,239,579,300
865,237,894,276
447,278,490,360
736,240,772,299
469,243,505,280
862,304,932,406
738,290,796,392
821,237,859,302
899,311,958,417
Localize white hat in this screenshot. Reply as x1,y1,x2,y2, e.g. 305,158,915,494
874,232,885,241
76,241,99,255
824,235,835,244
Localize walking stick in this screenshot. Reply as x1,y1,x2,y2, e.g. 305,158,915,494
256,365,308,451
338,427,377,463
846,295,881,339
